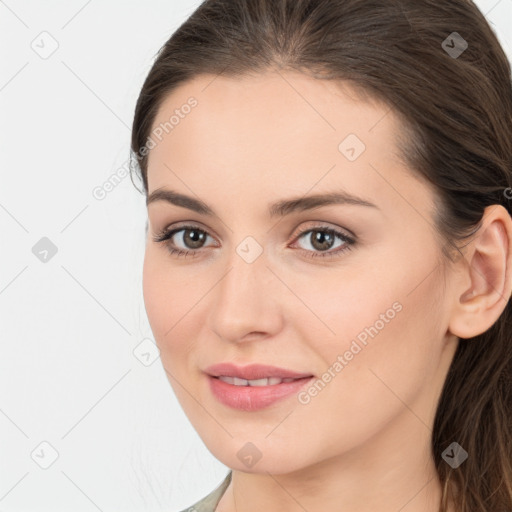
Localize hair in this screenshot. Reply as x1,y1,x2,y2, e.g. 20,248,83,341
130,1,512,510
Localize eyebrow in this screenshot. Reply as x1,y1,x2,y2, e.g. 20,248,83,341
146,188,379,218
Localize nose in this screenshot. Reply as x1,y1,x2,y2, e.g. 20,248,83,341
206,249,284,344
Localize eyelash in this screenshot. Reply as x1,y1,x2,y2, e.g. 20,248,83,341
152,224,355,260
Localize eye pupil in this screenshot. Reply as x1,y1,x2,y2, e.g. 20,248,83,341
311,231,334,251
184,229,206,249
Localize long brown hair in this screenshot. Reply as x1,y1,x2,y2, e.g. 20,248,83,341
130,1,512,510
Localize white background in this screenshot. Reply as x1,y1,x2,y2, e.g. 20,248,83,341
1,1,511,511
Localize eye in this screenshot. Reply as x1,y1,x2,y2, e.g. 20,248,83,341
153,224,216,258
291,225,355,260
152,223,356,260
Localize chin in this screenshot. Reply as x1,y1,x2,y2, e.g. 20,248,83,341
206,439,312,475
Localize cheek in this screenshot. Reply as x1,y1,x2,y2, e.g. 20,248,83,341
142,249,208,371
142,251,189,347
285,263,403,351
279,263,444,454
290,247,445,393
142,252,169,338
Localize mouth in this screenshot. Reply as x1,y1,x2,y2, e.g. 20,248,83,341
214,375,306,386
204,362,314,381
204,363,314,411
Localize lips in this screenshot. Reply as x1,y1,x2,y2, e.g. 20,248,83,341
217,376,297,386
204,362,314,410
204,362,313,381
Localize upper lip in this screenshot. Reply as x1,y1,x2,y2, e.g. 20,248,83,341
204,363,314,380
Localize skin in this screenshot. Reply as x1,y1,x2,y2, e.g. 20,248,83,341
142,70,512,512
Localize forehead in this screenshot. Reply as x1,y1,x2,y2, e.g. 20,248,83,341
149,71,394,146
145,71,434,219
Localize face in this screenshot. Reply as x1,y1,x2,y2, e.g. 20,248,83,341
142,71,459,474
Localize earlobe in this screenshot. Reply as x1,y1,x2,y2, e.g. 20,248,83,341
448,205,512,340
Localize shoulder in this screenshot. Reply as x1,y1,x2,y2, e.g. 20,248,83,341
176,471,232,512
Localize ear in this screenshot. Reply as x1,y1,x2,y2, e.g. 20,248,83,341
448,205,512,339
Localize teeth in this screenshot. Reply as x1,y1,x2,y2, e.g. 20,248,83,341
217,376,298,386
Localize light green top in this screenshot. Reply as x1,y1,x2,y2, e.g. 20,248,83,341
178,471,232,512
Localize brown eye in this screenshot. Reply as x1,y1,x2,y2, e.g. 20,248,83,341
290,225,356,261
176,228,208,249
153,225,216,257
153,223,355,260
305,230,336,251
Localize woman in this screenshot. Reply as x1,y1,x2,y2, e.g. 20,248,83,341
130,1,512,511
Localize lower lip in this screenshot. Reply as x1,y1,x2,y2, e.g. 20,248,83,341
207,375,314,411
